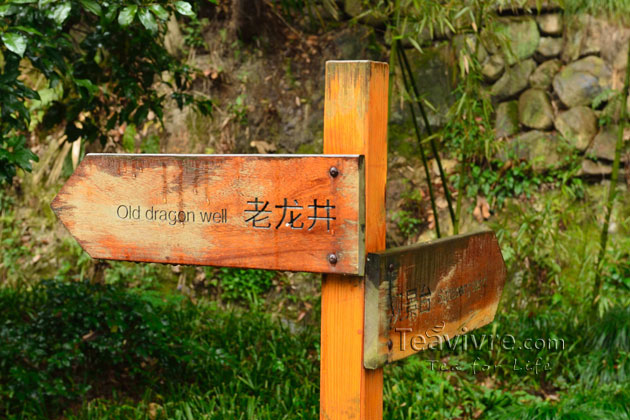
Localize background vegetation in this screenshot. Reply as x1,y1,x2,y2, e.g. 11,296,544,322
1,0,630,418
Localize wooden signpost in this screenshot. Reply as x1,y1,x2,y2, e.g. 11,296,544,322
52,61,507,419
51,154,365,274
363,230,506,369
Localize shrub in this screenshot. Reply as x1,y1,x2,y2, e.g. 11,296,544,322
0,0,212,184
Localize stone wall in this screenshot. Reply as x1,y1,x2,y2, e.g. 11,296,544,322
484,11,630,176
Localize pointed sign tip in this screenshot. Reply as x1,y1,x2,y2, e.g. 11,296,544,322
50,193,61,216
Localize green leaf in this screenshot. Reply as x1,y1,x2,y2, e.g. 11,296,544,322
74,78,98,97
50,2,72,25
4,135,38,173
22,87,41,100
94,48,102,64
122,123,137,152
79,0,102,16
138,8,158,33
148,4,169,20
408,37,423,54
13,147,39,171
0,5,18,16
1,32,27,57
133,104,149,125
174,1,194,16
12,25,43,36
118,5,138,27
104,4,118,23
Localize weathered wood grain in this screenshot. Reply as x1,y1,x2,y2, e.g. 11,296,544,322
364,230,507,369
321,61,388,419
51,154,365,274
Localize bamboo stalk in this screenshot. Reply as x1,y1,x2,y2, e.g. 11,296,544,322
592,38,630,308
396,46,441,238
454,141,466,235
399,47,456,231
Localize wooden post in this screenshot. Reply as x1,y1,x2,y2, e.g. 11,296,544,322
321,61,388,419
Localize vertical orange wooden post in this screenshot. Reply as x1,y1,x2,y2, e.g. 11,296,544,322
321,61,388,419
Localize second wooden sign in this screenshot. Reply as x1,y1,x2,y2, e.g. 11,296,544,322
363,230,507,368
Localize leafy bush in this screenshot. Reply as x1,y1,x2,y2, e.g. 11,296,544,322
0,280,196,416
214,267,276,302
487,383,630,420
0,279,319,418
0,0,212,184
0,190,32,284
393,210,424,239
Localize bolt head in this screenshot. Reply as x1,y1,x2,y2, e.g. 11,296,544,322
328,253,338,265
329,167,339,178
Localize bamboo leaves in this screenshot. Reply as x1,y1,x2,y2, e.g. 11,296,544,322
592,37,630,309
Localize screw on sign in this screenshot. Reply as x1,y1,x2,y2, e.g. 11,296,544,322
51,61,507,420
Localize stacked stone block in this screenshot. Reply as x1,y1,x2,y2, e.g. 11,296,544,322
485,10,629,176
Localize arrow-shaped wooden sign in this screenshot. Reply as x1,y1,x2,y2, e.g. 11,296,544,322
51,153,365,274
363,230,506,368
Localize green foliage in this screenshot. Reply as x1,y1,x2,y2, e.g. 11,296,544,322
0,135,39,184
2,1,630,418
444,97,583,209
0,280,193,417
122,123,137,152
384,284,630,417
0,190,32,284
592,38,630,308
229,94,249,124
0,280,319,419
469,161,541,205
0,0,213,184
1,207,629,418
451,159,546,208
580,305,630,388
385,300,630,418
182,12,209,50
54,240,93,282
104,261,164,289
385,355,544,418
605,256,630,291
140,133,161,153
564,0,630,20
487,384,630,419
393,210,423,239
442,86,496,162
495,189,592,301
392,181,427,240
212,267,276,302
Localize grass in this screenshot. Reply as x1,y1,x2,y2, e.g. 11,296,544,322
564,0,630,20
1,276,629,419
2,152,630,420
2,168,630,419
2,116,630,419
5,1,630,417
0,281,320,419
